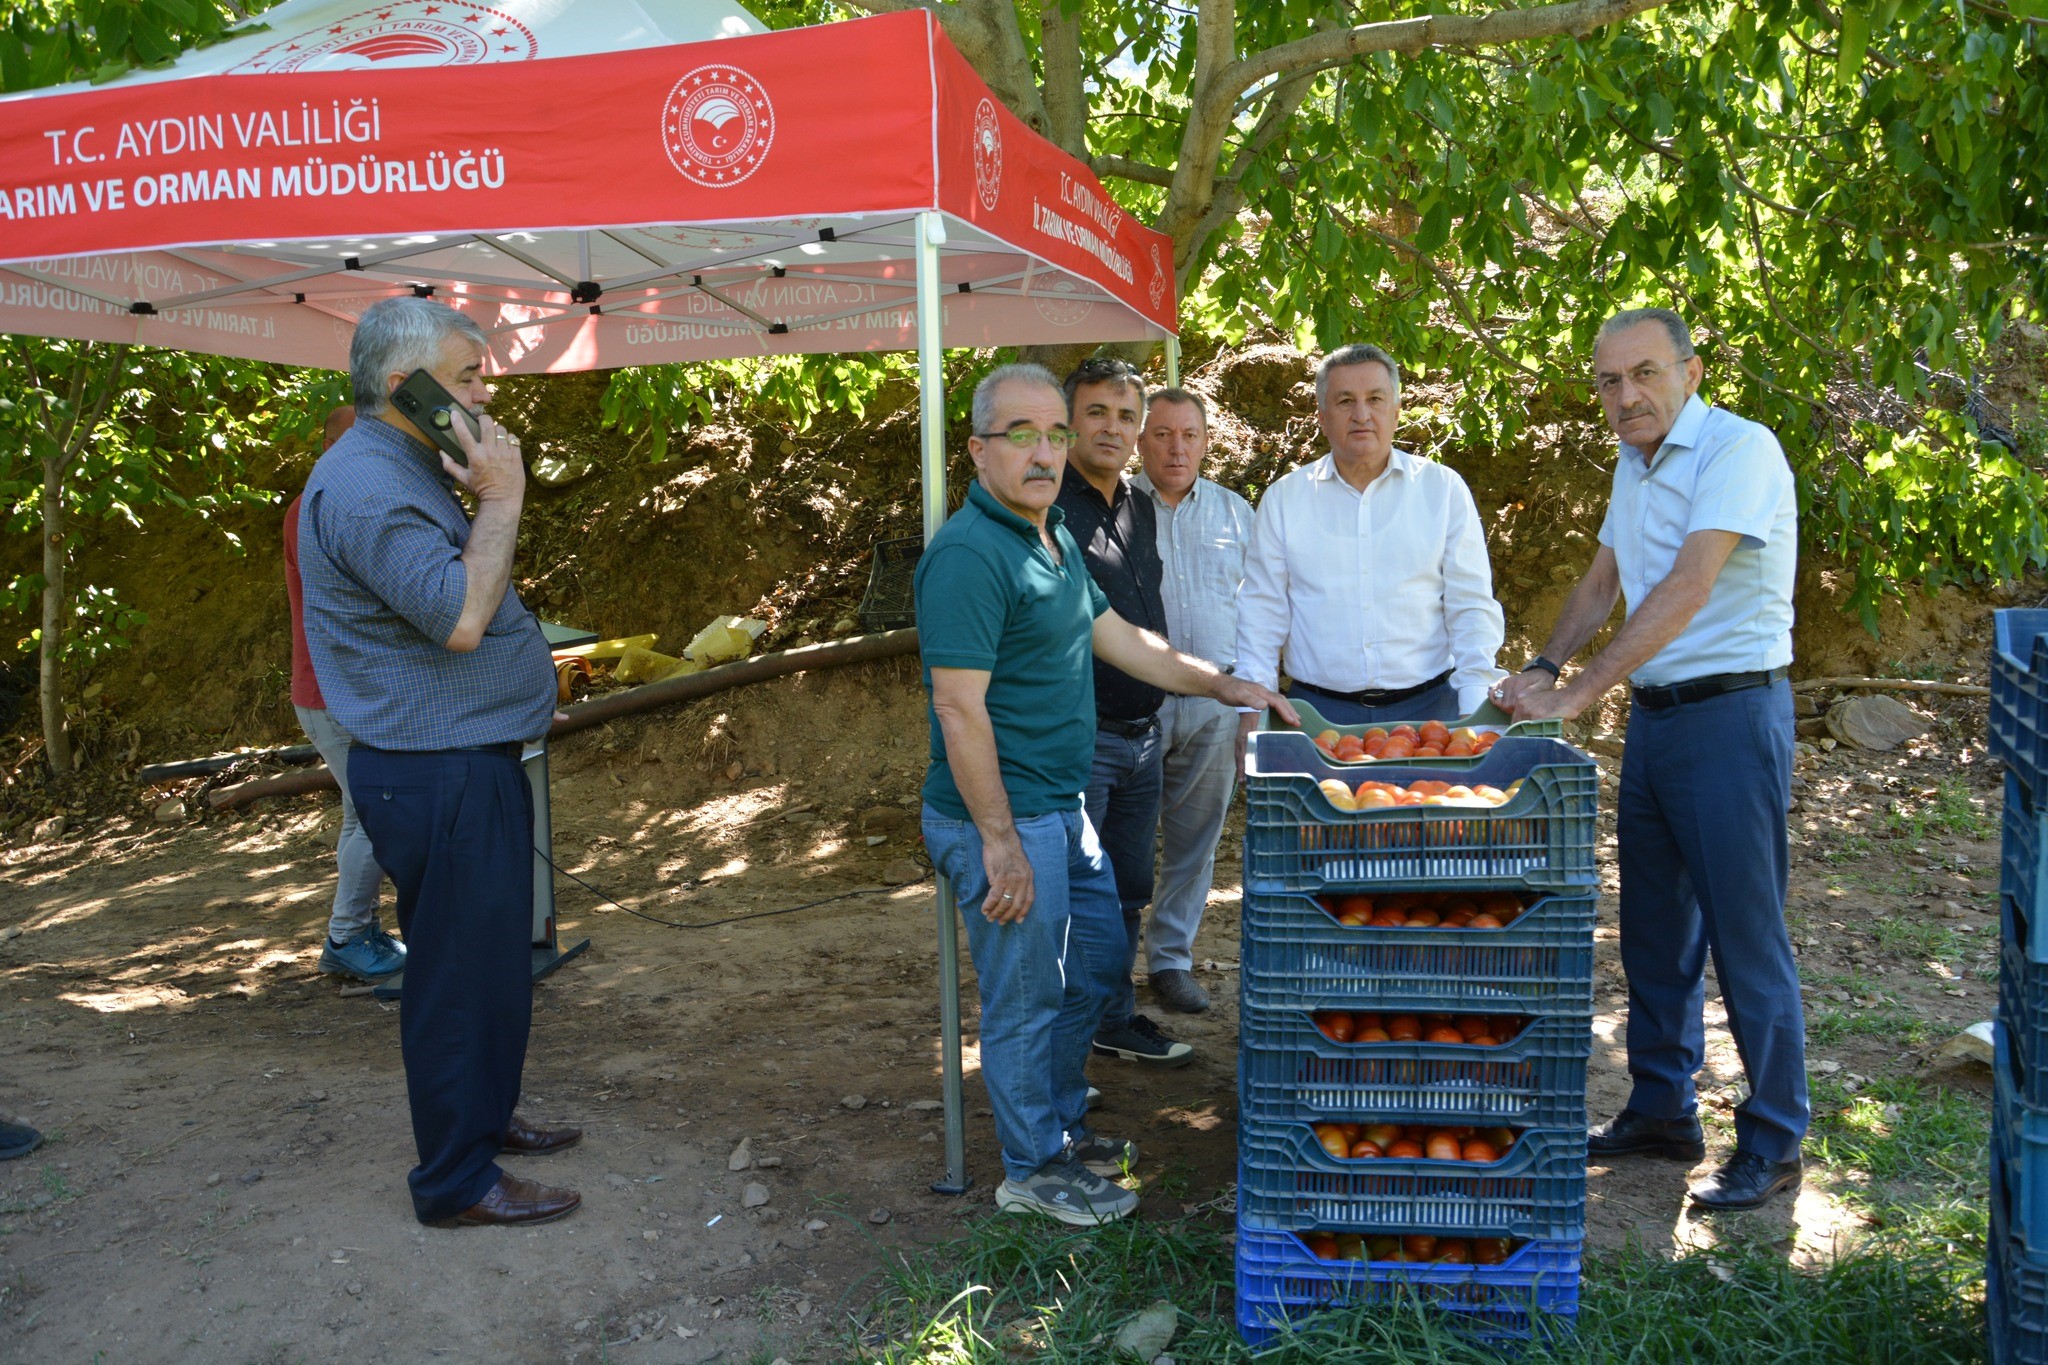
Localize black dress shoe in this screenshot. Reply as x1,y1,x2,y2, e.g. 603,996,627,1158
1587,1108,1706,1161
1689,1151,1802,1210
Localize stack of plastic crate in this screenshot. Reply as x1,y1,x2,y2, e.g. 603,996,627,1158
1991,609,2048,1362
1235,719,1599,1347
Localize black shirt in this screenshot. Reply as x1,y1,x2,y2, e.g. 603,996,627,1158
1055,464,1168,722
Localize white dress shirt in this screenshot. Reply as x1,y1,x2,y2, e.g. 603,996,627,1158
1133,472,1252,671
1599,394,1796,686
1234,449,1505,714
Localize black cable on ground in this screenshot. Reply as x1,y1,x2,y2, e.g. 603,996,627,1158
538,847,928,930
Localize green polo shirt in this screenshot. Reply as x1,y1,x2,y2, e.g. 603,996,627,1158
917,479,1110,820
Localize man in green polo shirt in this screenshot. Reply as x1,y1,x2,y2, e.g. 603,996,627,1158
917,362,1292,1224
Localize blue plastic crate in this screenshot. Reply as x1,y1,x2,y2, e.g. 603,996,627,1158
1991,1138,2048,1364
1238,1005,1591,1128
1234,1226,1580,1348
1998,899,2048,1110
2008,770,2048,964
1244,733,1599,892
1237,1122,1587,1240
1993,609,2048,795
1240,890,1595,1016
1995,1027,2048,1261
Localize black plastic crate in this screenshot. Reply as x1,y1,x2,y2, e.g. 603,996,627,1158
1237,1121,1587,1241
1244,733,1598,892
1993,609,2048,797
1238,1004,1590,1129
857,535,922,632
1235,1226,1580,1348
1240,890,1595,1016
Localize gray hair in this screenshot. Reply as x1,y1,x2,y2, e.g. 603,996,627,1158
348,297,489,414
1145,387,1208,427
971,362,1064,435
1597,307,1696,359
1315,344,1402,407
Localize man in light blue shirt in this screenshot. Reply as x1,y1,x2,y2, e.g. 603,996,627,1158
1133,388,1252,1014
1498,307,1805,1212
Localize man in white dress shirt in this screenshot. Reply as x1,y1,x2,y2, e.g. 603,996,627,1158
1132,388,1252,1014
1234,344,1505,755
1497,307,1805,1212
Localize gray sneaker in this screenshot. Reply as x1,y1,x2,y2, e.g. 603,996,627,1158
320,926,406,982
1067,1129,1139,1176
996,1153,1138,1225
1149,968,1211,1014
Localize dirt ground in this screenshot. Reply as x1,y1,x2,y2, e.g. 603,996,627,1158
0,651,2012,1364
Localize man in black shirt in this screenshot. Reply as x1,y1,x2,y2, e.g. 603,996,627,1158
1055,357,1194,1068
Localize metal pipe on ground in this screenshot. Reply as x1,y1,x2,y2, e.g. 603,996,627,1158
137,744,320,784
202,628,919,811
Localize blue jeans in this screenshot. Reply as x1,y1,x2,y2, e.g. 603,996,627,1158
1283,678,1461,727
922,806,1126,1183
1617,680,1808,1161
1083,725,1164,1032
296,705,387,941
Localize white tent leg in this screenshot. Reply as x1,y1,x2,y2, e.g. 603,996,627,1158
1165,334,1181,387
917,211,971,1197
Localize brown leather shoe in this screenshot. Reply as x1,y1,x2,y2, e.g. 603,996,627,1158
502,1114,582,1155
432,1172,580,1227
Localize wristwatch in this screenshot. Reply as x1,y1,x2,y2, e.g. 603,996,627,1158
1522,656,1562,679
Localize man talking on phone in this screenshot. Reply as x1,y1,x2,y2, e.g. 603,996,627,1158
298,296,582,1229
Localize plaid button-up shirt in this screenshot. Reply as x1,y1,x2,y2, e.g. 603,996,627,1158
298,414,556,751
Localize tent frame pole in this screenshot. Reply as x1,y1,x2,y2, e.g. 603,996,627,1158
917,210,971,1198
1165,334,1181,387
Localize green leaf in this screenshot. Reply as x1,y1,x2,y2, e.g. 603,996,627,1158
1836,7,1870,87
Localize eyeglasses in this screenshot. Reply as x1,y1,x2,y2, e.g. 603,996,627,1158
978,426,1079,451
1593,358,1688,397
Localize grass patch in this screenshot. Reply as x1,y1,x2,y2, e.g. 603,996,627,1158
1808,1005,1938,1047
1884,778,1998,844
1807,1076,1990,1249
844,1215,1985,1362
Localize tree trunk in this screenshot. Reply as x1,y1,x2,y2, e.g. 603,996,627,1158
39,452,70,775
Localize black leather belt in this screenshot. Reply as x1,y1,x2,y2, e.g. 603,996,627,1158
1632,665,1790,712
1097,714,1160,739
1293,671,1453,709
455,741,527,759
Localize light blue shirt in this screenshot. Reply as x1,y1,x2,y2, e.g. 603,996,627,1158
1598,394,1796,687
1133,472,1251,672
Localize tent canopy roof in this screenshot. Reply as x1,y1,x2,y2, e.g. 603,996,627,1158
0,1,1174,372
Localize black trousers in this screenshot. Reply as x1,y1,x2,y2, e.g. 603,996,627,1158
350,746,534,1221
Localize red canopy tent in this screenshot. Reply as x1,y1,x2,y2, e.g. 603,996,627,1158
0,0,1179,1196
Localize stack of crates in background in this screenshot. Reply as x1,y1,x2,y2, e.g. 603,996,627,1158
1990,609,2048,1362
1235,712,1599,1348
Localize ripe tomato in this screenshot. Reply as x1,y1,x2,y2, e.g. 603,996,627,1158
1385,1138,1424,1159
1462,1138,1501,1163
1386,1014,1422,1041
1472,1238,1510,1265
1401,1234,1438,1259
1425,1133,1463,1161
1433,1238,1470,1264
1306,1233,1340,1259
1353,1026,1392,1042
1425,1025,1465,1044
1314,1124,1350,1159
1362,1122,1402,1147
1316,1011,1354,1042
1349,1139,1384,1159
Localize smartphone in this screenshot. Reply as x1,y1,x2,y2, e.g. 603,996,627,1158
389,368,482,467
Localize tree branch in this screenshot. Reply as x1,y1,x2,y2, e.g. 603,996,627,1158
1218,0,1672,109
1092,154,1176,188
1039,2,1088,157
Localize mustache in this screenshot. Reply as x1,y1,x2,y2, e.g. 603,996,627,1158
1022,464,1058,481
